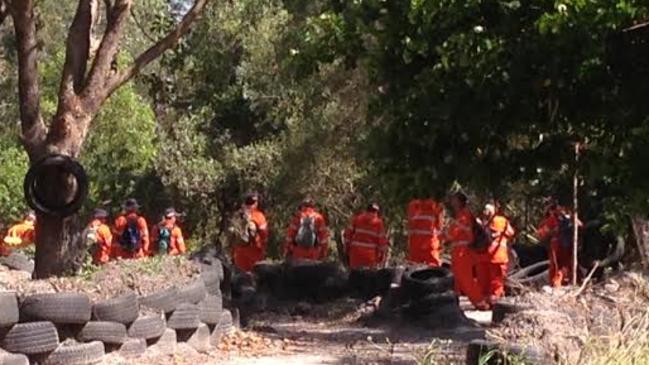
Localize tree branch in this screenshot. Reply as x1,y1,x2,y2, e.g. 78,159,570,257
83,0,132,97
59,0,94,97
10,0,46,155
106,0,209,96
0,1,9,27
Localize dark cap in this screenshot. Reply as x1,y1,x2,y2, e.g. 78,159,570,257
367,202,380,212
164,207,178,218
244,192,259,205
300,197,315,208
123,198,139,210
93,208,109,219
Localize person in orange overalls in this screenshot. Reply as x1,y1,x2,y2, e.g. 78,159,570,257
2,212,36,255
475,203,515,302
113,198,149,259
407,198,444,266
284,197,329,261
87,208,113,265
151,208,187,256
441,192,490,310
231,193,269,272
344,203,389,269
537,202,580,287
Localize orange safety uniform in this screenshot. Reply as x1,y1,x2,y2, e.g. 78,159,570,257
537,207,578,287
407,199,444,266
284,208,329,261
151,222,187,256
88,219,113,265
475,215,515,300
344,211,389,269
113,213,149,259
442,207,485,307
3,221,36,248
232,208,268,272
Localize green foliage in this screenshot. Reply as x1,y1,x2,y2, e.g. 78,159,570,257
0,141,29,224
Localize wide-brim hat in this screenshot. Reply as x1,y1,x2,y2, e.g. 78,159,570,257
123,198,140,209
164,207,178,218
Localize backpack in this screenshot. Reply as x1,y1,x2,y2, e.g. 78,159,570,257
295,214,317,248
558,213,574,249
157,226,171,254
471,219,492,250
85,226,99,256
229,210,257,245
120,218,141,252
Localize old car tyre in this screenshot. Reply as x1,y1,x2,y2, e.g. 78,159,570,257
0,253,34,274
139,286,179,313
43,341,105,365
24,154,89,217
92,291,139,324
77,321,128,344
402,267,454,298
127,315,166,340
166,303,201,330
0,292,19,327
20,293,92,324
1,321,59,354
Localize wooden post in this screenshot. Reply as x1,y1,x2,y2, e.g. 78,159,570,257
572,142,580,286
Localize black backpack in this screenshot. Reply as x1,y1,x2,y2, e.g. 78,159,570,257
471,219,492,250
558,213,574,249
120,218,141,252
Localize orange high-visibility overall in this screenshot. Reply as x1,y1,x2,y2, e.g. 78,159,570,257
284,208,329,261
344,211,388,269
232,208,268,272
443,207,486,308
475,215,515,300
537,208,577,287
113,213,149,259
407,199,444,266
88,219,113,265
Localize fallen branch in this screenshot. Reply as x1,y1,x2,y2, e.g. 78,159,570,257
573,262,600,297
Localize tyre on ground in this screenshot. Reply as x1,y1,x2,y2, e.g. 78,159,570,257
92,291,139,324
166,303,201,330
139,286,179,313
1,321,59,355
127,315,166,340
77,321,128,345
0,292,19,327
42,341,105,365
20,293,92,324
401,267,454,299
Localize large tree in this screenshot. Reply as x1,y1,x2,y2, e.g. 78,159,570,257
0,0,208,278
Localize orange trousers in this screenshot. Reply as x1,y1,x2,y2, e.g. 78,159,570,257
408,241,441,267
93,243,111,265
451,247,484,306
475,261,507,300
233,246,264,273
549,242,573,287
348,247,380,269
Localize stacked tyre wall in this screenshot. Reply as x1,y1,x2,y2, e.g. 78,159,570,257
0,258,234,365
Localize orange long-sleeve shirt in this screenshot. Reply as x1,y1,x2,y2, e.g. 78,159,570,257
343,211,388,269
113,213,149,258
232,207,269,272
3,221,36,248
151,222,187,256
284,208,329,261
88,219,113,264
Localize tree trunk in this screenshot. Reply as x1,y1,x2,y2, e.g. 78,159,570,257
32,111,90,278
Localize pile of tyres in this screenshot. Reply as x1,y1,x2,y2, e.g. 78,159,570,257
243,260,349,303
398,267,466,326
0,258,234,365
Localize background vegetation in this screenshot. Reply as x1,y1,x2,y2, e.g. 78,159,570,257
1,0,648,256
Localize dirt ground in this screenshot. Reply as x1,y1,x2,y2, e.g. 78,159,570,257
6,256,641,364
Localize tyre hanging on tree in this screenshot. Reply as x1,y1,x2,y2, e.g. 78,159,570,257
23,154,89,217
